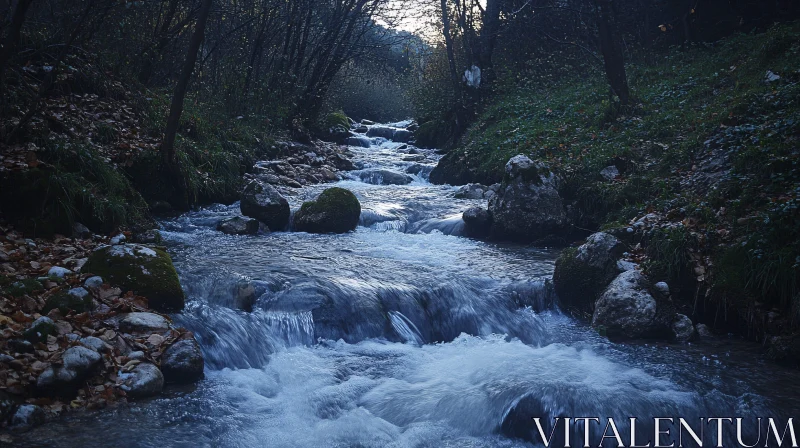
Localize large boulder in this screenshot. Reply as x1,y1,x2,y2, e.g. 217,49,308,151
240,180,290,231
392,129,412,143
82,244,184,311
592,270,664,339
488,155,568,243
294,188,361,234
37,346,102,395
160,338,204,383
553,232,623,315
462,207,492,239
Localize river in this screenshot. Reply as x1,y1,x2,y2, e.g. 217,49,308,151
23,121,800,447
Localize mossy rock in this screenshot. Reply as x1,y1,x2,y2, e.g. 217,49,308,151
294,187,361,234
42,290,93,315
4,278,44,297
324,111,351,132
23,317,57,343
553,247,615,317
81,244,184,311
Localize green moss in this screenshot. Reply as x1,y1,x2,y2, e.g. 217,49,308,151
81,245,184,311
4,278,44,297
552,247,615,318
0,142,151,236
644,227,694,285
324,110,351,132
415,120,451,148
42,291,93,315
23,319,57,343
294,187,361,234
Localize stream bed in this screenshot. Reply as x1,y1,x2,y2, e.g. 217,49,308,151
23,122,800,447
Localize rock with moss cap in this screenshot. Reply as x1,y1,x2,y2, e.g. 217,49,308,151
42,287,93,315
240,180,290,231
81,244,184,311
23,317,57,343
294,187,361,234
488,155,569,243
553,232,624,316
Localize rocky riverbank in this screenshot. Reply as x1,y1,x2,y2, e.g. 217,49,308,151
0,226,203,439
0,115,383,437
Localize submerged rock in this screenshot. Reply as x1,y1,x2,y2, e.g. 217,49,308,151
365,126,396,140
488,155,568,243
294,187,361,234
82,244,184,311
454,183,487,200
240,180,291,231
592,270,662,339
553,232,623,315
217,216,259,235
346,136,371,148
161,339,204,383
358,169,412,185
462,207,492,239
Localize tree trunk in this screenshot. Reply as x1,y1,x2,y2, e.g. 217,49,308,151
161,0,213,165
0,0,35,87
594,0,630,105
479,0,501,84
440,0,460,92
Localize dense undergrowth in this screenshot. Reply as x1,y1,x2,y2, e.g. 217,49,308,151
0,53,291,235
437,24,800,336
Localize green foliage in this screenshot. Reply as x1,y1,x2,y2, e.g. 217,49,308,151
0,141,150,236
4,278,44,297
92,122,119,144
444,23,800,318
129,91,280,210
644,227,694,284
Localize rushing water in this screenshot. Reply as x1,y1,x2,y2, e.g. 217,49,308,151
24,123,800,447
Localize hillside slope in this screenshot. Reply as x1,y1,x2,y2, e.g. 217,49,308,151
431,24,800,356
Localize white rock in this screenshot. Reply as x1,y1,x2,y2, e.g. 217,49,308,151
47,266,72,278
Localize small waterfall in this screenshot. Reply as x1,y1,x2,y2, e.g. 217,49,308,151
388,311,424,345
